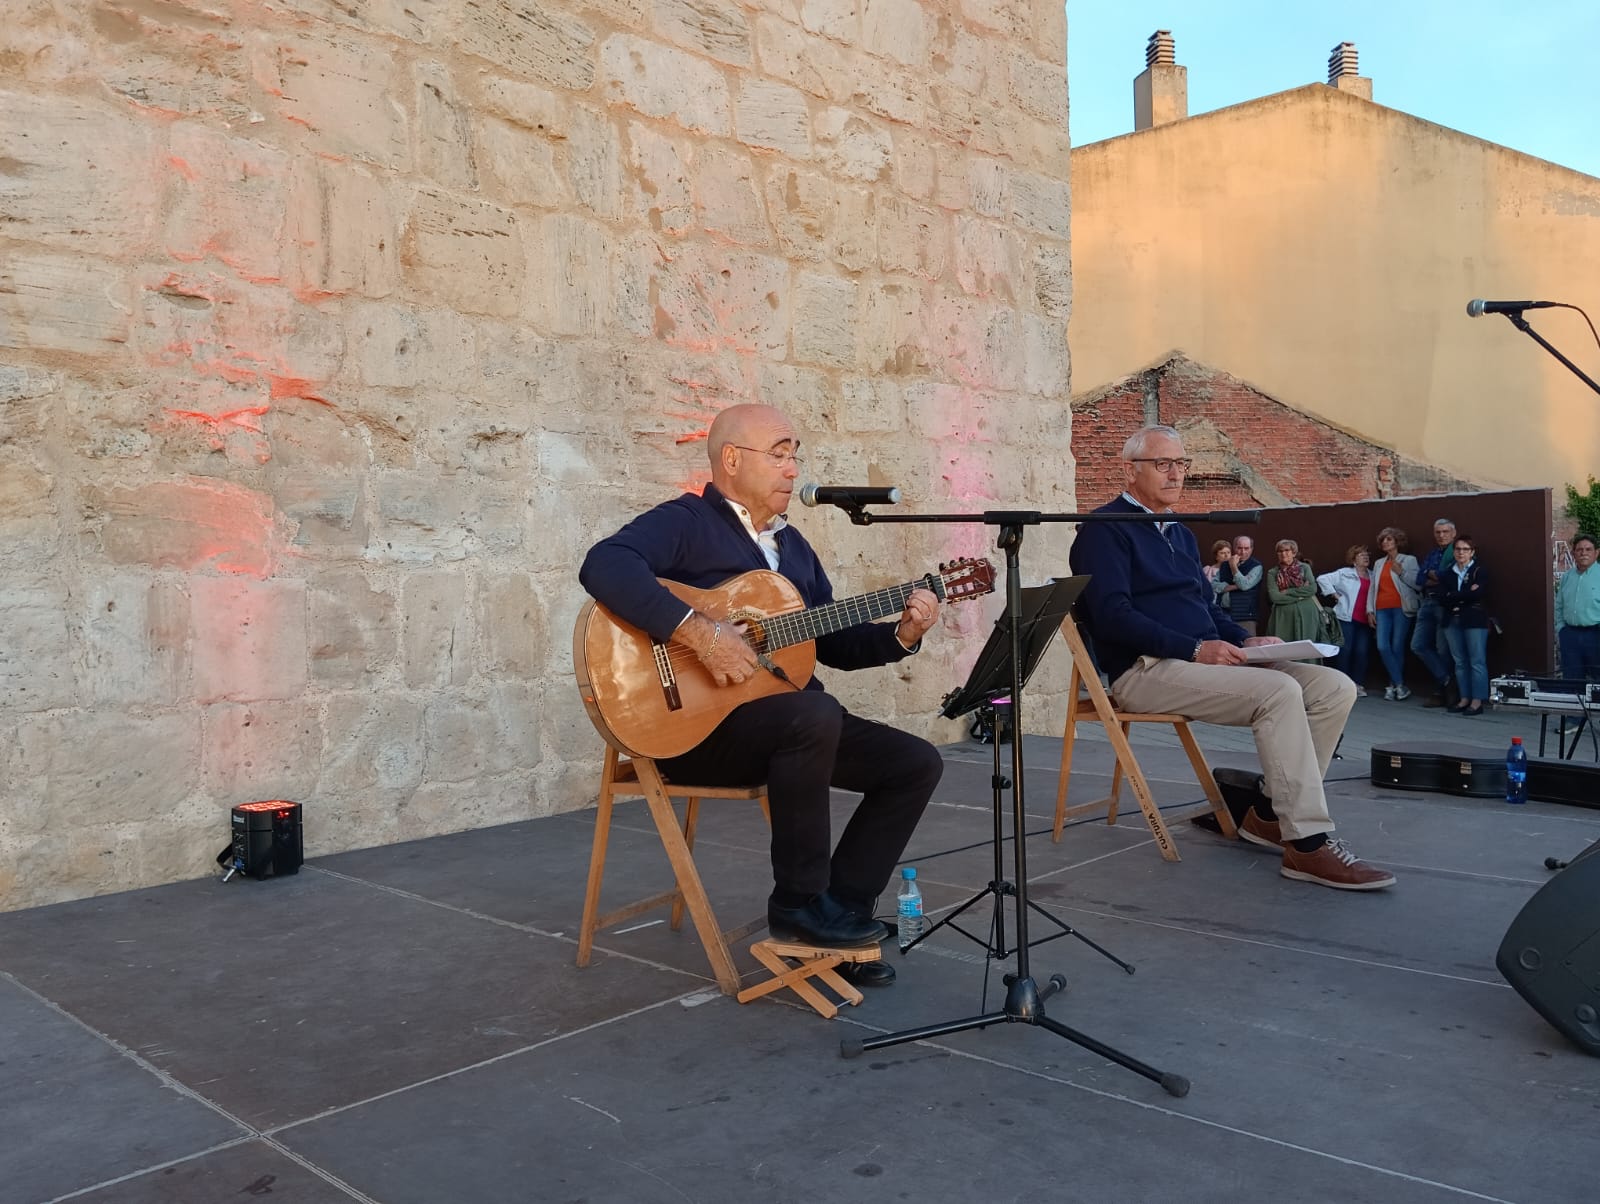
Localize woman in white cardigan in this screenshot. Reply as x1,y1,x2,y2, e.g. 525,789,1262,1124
1368,527,1420,700
1317,545,1375,695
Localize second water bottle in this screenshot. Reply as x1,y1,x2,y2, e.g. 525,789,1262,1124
896,866,924,950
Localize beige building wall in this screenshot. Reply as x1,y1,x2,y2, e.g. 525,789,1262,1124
0,1,1073,910
1070,84,1600,491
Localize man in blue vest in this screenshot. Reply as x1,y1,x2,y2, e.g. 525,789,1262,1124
1069,425,1394,891
1216,534,1262,635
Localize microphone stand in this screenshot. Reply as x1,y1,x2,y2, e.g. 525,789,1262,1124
907,575,1136,998
1499,311,1600,397
828,504,1257,1097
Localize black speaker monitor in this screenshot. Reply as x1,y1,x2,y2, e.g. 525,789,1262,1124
1496,840,1600,1055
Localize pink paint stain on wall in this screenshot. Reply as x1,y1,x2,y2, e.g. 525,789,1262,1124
95,479,295,578
142,269,334,464
165,127,290,284
663,406,720,493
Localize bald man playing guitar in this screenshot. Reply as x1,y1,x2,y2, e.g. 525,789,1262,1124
579,405,954,986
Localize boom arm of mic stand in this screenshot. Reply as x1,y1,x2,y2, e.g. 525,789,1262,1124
834,509,1262,527
1504,312,1600,398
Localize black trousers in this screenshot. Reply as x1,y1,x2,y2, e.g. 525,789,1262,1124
659,689,943,911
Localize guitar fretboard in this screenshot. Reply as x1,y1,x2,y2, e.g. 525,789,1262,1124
758,575,942,652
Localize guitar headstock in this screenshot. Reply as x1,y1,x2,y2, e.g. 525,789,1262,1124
936,557,997,603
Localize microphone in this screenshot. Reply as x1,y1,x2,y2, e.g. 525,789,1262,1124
1466,298,1558,317
798,483,901,508
1204,510,1262,524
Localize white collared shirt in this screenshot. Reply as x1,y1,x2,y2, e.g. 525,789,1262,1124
723,498,788,570
1120,491,1174,534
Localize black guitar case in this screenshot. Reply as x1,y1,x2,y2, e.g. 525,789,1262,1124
1369,742,1505,798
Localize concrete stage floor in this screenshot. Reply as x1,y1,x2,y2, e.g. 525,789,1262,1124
4,696,1597,1203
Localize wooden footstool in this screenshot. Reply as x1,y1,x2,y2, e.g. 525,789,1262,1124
736,939,884,1019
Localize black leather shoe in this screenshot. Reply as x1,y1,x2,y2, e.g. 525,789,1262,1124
838,959,896,988
768,891,888,948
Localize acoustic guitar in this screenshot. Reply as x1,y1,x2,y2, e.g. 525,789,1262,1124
574,559,997,759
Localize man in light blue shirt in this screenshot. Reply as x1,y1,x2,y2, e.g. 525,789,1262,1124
1557,533,1600,679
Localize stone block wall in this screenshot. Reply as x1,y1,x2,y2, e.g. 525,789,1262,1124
0,0,1072,909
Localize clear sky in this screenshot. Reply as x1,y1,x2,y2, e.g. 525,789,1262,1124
1066,1,1600,179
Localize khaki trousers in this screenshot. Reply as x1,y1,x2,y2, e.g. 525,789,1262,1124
1110,657,1356,840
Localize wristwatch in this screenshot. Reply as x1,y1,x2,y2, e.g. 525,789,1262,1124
1192,640,1204,662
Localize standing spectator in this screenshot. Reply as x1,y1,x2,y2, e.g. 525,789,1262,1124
1203,539,1232,585
1556,533,1600,680
1216,534,1263,635
1318,546,1374,695
1205,540,1234,608
1265,539,1323,649
1369,527,1420,700
1410,518,1460,708
1438,535,1491,716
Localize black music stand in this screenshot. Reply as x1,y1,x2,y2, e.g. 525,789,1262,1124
838,519,1190,1098
906,577,1134,988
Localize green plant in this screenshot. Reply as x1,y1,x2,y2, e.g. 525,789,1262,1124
1565,476,1600,538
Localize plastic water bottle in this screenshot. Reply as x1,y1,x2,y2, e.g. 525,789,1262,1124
1505,737,1528,805
896,866,924,950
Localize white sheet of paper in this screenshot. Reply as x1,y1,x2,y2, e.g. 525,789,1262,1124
1241,640,1340,663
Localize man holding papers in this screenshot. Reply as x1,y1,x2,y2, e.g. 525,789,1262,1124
1069,425,1394,891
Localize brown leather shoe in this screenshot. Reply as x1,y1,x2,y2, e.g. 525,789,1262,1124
1238,808,1284,850
1280,839,1396,890
1422,692,1448,708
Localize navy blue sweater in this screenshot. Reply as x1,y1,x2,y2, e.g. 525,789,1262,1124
579,483,912,686
1068,496,1249,683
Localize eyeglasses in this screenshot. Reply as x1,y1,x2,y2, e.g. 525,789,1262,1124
1129,457,1193,473
730,444,804,467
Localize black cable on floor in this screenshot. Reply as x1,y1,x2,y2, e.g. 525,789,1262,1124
904,795,1226,866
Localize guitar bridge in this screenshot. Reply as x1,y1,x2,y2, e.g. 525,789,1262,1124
652,639,683,712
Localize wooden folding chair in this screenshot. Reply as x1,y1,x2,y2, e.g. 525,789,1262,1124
576,745,771,996
1051,614,1237,860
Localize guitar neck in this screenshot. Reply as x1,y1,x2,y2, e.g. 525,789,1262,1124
762,577,935,652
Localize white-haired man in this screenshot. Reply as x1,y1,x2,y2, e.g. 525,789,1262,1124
1068,425,1394,890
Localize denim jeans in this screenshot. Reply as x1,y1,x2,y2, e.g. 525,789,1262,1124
1374,607,1413,688
1443,624,1490,700
1409,599,1453,685
1558,626,1600,681
1337,618,1373,688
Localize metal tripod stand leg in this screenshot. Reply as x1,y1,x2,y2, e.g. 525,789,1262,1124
841,971,1188,1097
902,712,1134,978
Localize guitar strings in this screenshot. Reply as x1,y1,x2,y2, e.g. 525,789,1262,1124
649,568,986,672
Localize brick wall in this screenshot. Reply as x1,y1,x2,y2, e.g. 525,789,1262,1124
1071,355,1479,509
0,1,1073,908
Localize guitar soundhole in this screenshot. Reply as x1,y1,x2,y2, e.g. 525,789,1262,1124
730,610,769,654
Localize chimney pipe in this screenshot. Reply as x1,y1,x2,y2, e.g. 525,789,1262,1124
1134,30,1187,131
1326,41,1372,100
